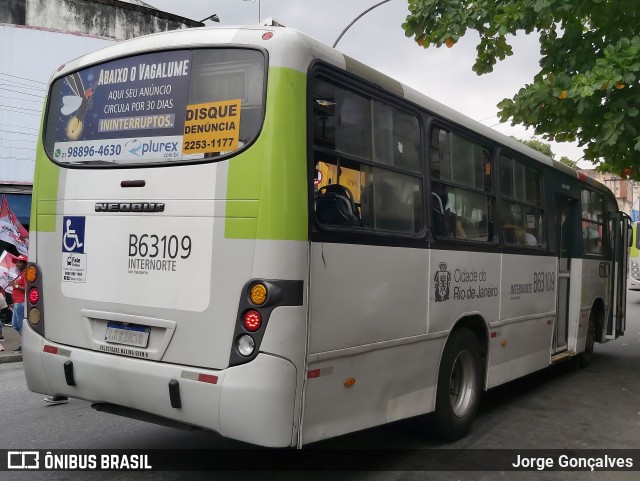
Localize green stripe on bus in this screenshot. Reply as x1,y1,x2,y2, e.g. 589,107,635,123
31,105,61,233
226,200,260,218
225,67,308,240
226,218,258,238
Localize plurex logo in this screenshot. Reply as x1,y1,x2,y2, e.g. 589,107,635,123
62,216,86,253
125,139,179,158
434,262,451,302
125,139,142,157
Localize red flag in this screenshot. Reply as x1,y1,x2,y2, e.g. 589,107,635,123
0,195,29,255
0,251,18,290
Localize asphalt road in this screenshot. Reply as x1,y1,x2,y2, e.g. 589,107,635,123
1,292,640,481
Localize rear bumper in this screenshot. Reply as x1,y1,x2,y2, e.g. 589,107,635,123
23,323,297,447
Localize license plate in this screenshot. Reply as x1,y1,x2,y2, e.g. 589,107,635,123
105,322,150,348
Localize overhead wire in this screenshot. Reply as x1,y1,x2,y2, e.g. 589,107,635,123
0,103,42,113
0,136,38,142
0,128,39,136
0,82,47,94
0,94,44,104
0,107,41,117
0,145,37,151
0,72,47,86
476,115,498,123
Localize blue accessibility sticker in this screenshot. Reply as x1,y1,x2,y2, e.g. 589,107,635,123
62,216,86,253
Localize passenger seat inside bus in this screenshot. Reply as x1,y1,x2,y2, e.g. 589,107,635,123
315,184,361,227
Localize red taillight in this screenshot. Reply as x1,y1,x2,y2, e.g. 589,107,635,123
28,288,40,304
243,310,262,332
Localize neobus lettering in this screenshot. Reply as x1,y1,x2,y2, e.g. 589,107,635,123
186,104,238,121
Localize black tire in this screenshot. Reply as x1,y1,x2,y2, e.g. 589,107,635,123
433,327,483,441
576,312,596,368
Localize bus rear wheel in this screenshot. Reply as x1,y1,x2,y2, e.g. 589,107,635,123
433,328,483,441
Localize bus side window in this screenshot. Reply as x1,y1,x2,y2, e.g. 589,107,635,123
430,128,495,242
312,76,423,235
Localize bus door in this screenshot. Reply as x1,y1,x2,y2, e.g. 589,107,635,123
606,212,631,339
554,196,574,353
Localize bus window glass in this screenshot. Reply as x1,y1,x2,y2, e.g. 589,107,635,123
500,157,513,198
360,166,423,233
451,135,489,191
432,130,491,193
502,203,544,246
312,76,423,235
435,184,493,241
581,190,604,254
44,48,265,166
188,49,265,150
500,155,545,247
430,128,451,181
372,101,421,173
430,128,495,242
335,88,372,160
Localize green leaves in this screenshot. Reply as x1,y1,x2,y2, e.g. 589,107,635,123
403,0,640,176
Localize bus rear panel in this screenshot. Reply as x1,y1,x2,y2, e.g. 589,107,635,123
24,28,309,448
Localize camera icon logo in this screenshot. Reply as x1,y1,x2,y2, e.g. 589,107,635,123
7,451,40,469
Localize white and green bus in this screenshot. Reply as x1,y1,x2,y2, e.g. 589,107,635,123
24,24,630,447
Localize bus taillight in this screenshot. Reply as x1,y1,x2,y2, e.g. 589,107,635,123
243,310,262,332
28,288,40,305
26,262,45,335
26,265,38,283
249,282,268,305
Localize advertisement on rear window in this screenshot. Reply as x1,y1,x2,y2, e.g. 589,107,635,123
46,50,245,164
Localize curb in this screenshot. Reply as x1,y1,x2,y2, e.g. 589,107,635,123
0,353,22,364
1,323,23,363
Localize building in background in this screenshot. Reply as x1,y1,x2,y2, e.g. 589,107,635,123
0,0,201,226
579,169,639,221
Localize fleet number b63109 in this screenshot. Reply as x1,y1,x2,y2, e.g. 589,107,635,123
128,234,192,259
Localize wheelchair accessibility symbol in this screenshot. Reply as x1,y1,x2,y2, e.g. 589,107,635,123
62,216,85,253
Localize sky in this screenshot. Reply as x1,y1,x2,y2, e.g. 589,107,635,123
143,0,590,167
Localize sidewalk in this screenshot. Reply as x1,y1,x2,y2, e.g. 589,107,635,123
0,323,22,363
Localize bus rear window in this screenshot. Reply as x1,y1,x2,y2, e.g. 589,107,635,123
44,48,265,166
